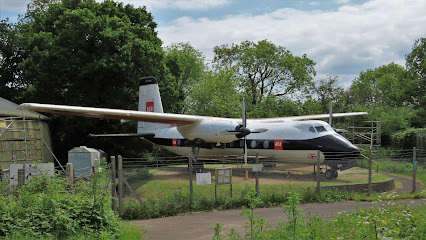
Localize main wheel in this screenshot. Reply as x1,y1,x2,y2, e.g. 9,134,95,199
333,169,338,179
325,169,334,179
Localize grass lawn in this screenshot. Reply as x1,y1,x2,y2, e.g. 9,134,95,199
129,167,392,201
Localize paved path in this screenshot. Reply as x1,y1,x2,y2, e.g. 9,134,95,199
384,173,423,193
131,174,425,240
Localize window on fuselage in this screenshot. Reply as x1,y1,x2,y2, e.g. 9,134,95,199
309,127,316,133
315,126,327,132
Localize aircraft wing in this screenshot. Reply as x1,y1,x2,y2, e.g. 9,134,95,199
17,103,208,125
18,103,368,125
253,112,368,123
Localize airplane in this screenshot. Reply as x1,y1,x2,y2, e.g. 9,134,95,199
18,76,367,179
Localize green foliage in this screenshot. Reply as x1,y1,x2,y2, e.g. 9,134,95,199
406,38,426,116
283,191,303,240
163,42,206,113
213,39,316,106
121,186,350,220
214,195,426,239
5,0,165,159
0,165,119,239
117,221,142,240
185,67,241,118
393,128,426,149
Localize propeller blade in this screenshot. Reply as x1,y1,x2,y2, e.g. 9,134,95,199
250,128,268,133
242,98,246,128
329,102,333,127
334,128,348,133
243,137,247,165
219,130,241,135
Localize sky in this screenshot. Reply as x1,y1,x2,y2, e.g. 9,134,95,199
1,0,425,88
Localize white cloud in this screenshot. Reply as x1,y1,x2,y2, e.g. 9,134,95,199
122,0,230,10
157,0,426,85
0,0,29,12
309,2,320,6
336,0,351,4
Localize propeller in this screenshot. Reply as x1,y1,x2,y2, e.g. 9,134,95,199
221,98,267,164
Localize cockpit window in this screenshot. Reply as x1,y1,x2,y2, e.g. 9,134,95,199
309,127,316,133
315,126,327,132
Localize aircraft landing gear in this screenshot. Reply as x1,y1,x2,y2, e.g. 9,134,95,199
189,145,204,173
325,169,338,179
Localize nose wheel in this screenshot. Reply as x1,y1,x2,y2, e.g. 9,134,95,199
325,169,338,179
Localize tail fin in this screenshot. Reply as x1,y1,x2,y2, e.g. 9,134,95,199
137,77,166,134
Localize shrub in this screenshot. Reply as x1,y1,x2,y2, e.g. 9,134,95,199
0,164,119,239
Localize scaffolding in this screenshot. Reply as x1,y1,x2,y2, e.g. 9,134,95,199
0,117,46,168
343,121,381,147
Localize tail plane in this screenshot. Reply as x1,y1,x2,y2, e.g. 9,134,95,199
137,77,167,134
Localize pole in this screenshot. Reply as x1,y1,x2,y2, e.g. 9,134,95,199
316,150,320,192
118,155,124,216
255,153,259,197
66,163,74,182
110,156,117,211
412,147,417,193
368,148,372,196
189,154,193,205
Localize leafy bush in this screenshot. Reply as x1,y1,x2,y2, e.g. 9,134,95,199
393,128,426,149
121,187,350,220
0,164,119,239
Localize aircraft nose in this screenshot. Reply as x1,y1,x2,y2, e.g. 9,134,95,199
326,133,360,154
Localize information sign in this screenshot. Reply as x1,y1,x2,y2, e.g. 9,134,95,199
215,168,232,185
196,172,212,185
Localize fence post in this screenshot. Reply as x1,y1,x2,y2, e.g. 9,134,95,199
412,147,417,193
118,155,124,216
18,168,25,186
66,163,74,182
255,152,259,197
189,154,193,206
110,156,117,211
368,148,372,196
316,150,320,192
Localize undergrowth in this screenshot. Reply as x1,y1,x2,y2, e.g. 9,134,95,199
212,188,426,239
0,161,119,239
121,187,352,220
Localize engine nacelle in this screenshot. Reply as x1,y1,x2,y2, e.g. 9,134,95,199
177,120,239,143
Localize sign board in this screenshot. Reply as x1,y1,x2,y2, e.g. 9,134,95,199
0,121,7,128
196,172,211,185
9,163,54,185
413,161,418,170
215,168,232,185
252,164,263,172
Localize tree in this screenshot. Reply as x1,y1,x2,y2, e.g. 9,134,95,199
405,37,426,127
185,67,241,118
213,40,316,106
163,42,205,113
13,0,165,159
0,19,25,101
310,75,344,113
348,63,410,108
